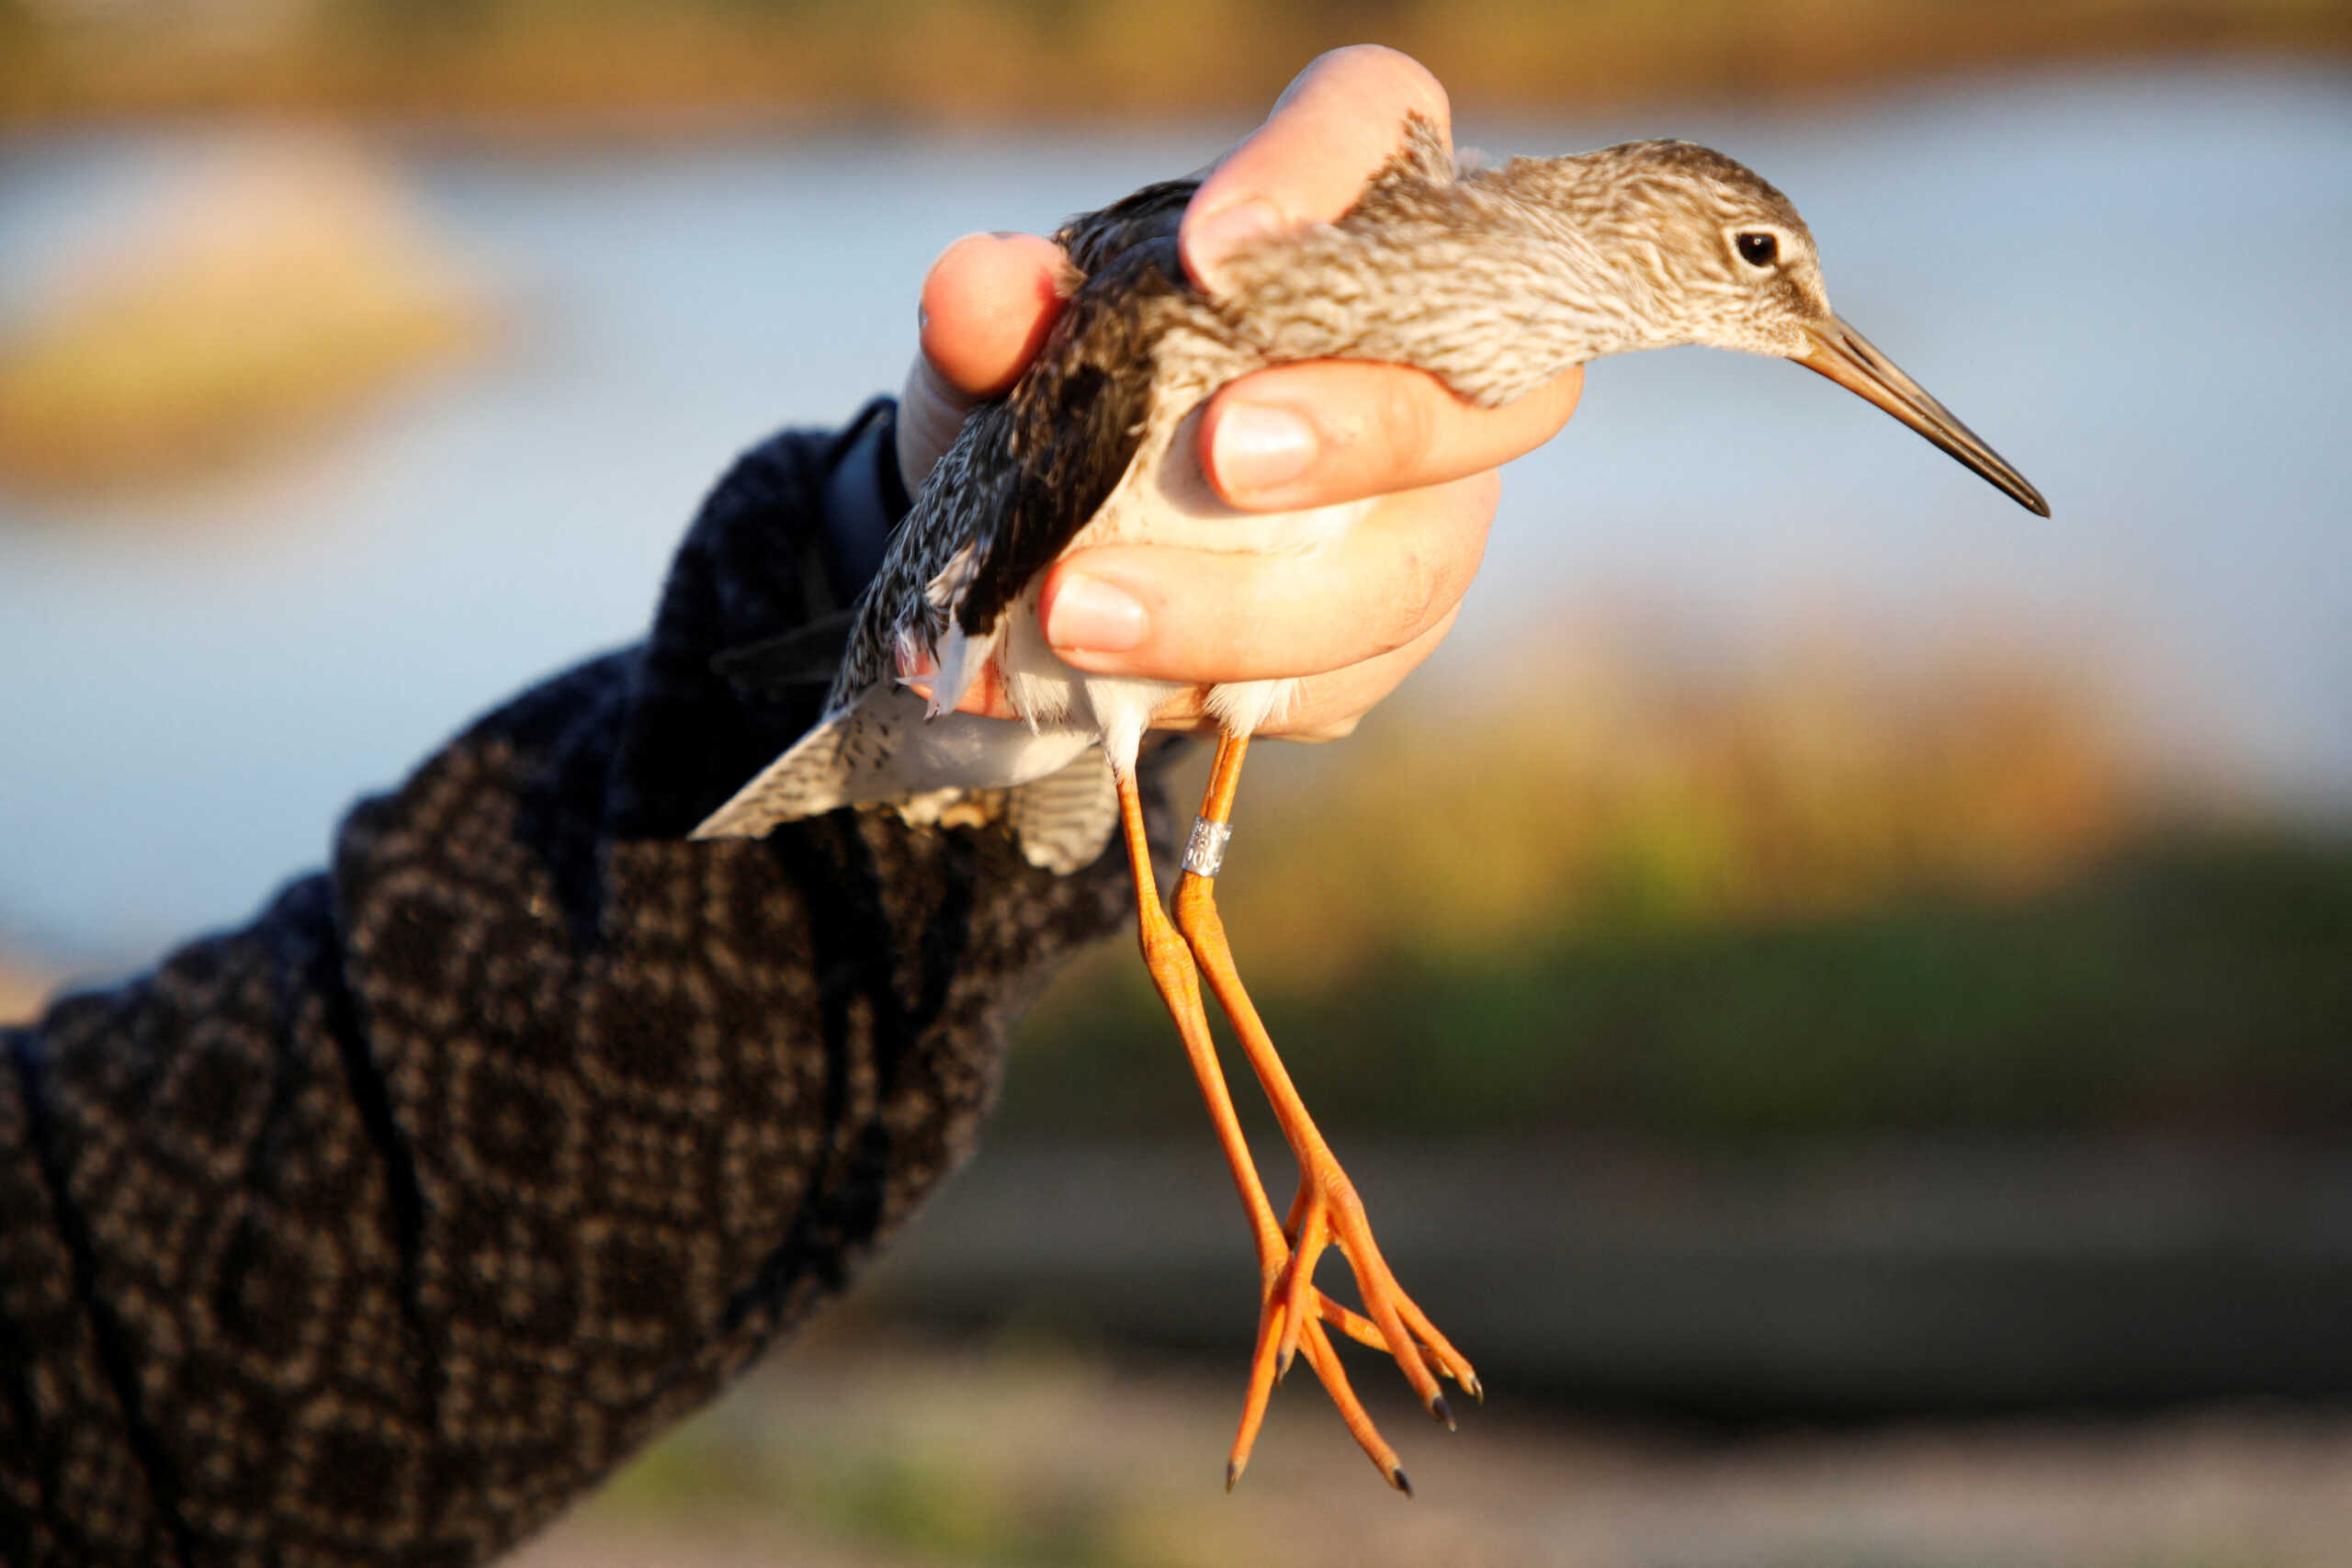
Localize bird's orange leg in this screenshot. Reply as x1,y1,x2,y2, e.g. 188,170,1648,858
1111,767,1407,1494
1172,733,1481,1485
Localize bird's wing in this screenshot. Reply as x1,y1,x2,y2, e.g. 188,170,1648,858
1056,175,1198,275
690,692,872,838
947,113,1456,646
720,171,1218,837
848,117,1457,685
866,175,1205,655
952,234,1193,639
822,397,1022,709
1004,746,1119,873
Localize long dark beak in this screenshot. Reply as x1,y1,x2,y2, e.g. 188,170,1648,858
1796,315,2050,517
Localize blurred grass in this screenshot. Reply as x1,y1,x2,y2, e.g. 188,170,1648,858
597,1348,1142,1567
1005,641,2351,1144
1218,637,2131,985
1,0,2344,129
1012,832,2352,1142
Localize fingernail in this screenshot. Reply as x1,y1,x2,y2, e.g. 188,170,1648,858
1187,197,1284,290
1046,572,1148,652
1211,401,1317,495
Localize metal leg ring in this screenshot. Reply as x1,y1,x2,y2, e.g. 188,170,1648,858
1182,818,1232,878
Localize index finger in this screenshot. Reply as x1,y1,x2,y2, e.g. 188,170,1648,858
1181,45,1451,294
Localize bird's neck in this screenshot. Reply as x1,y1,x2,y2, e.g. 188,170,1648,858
1210,168,1677,410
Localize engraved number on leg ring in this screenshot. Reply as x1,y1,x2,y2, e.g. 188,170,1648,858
1183,818,1232,878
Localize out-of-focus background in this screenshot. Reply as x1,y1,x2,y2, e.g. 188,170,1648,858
5,3,2350,1562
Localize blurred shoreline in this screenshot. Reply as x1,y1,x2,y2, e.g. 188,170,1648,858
517,1334,2352,1568
861,1131,2352,1417
2,1,2345,135
0,135,490,496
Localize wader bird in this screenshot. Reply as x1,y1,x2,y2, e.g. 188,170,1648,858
695,117,2048,1493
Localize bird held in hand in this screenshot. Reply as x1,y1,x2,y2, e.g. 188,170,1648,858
695,115,2047,1494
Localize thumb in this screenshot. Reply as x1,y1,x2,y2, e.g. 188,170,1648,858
895,231,1070,491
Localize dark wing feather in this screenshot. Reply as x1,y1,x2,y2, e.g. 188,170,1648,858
827,118,1453,705
944,116,1446,640
1056,175,1199,274
954,229,1193,637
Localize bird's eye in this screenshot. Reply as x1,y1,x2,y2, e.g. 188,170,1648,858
1736,231,1779,268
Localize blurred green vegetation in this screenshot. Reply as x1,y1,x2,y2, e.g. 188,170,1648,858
613,1435,1125,1565
1,0,2344,129
596,1352,1169,1567
1011,828,2352,1144
1003,645,2351,1145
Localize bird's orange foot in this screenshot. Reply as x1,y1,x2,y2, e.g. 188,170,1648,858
1226,1159,1479,1495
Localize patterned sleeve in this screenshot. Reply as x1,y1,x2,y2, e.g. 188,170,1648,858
0,402,1156,1567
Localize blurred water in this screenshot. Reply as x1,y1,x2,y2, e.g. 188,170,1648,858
1,64,2346,968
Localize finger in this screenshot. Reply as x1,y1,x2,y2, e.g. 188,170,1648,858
917,231,1070,395
897,231,1069,490
1182,45,1452,294
944,593,1463,733
1046,604,1462,740
1204,360,1584,511
1037,469,1498,683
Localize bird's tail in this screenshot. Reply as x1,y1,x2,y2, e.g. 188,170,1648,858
690,705,861,841
692,685,1110,867
1003,748,1118,874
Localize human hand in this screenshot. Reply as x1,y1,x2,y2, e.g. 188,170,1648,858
895,44,1584,740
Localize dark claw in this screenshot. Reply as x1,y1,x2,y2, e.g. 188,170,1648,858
1429,1393,1454,1431
1389,1465,1413,1498
1226,1460,1240,1494
1464,1371,1485,1404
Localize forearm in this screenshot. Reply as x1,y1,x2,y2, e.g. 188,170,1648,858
0,404,1148,1566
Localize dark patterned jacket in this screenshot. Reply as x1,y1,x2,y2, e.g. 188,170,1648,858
0,404,1151,1566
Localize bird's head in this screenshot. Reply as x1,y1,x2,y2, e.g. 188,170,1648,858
1536,140,1835,358
1497,140,2049,515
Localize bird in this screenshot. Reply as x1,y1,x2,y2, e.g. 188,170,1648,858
693,115,2049,1494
